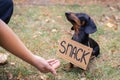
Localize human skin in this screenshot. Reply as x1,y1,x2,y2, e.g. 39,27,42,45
0,19,60,75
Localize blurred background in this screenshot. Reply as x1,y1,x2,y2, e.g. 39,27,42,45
0,0,120,80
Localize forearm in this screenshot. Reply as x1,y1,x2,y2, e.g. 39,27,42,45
0,20,35,65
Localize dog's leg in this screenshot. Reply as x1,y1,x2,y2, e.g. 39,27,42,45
92,46,100,57
63,63,74,71
89,38,100,57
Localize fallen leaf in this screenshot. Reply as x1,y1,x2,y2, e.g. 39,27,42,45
51,29,57,33
0,53,9,65
111,49,117,54
111,62,120,69
105,22,118,30
39,75,47,80
109,6,116,11
104,15,118,31
56,16,62,19
45,18,50,23
38,31,43,35
17,72,22,80
106,22,114,28
10,62,16,66
32,35,38,38
7,72,13,80
80,77,86,80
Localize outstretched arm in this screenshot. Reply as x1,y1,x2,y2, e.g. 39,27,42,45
0,19,60,75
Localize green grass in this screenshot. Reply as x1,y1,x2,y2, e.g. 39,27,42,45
0,3,120,80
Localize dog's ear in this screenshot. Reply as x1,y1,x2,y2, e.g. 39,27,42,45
79,13,97,34
84,17,97,34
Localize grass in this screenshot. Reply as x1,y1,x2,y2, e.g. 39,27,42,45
0,2,120,80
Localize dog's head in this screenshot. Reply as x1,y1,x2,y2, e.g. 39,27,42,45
65,12,97,34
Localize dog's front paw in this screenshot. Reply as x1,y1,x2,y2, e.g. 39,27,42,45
62,63,74,71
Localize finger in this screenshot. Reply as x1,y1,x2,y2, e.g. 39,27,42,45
49,67,57,76
45,64,57,75
47,59,56,63
47,59,60,66
48,60,60,69
48,60,58,66
51,60,60,69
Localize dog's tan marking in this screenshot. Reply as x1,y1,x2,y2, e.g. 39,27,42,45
70,13,81,35
70,13,80,25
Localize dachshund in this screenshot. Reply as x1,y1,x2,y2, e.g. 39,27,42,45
64,12,100,70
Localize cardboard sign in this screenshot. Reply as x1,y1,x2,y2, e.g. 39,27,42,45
57,38,93,70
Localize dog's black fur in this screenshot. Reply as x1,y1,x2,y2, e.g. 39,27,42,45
65,12,100,57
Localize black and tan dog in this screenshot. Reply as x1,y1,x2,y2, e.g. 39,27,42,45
64,12,100,70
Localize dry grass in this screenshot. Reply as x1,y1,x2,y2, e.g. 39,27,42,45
0,2,120,80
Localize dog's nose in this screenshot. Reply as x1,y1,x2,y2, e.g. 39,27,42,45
65,12,70,16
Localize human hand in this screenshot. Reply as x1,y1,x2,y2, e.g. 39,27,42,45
47,59,60,69
32,55,60,75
